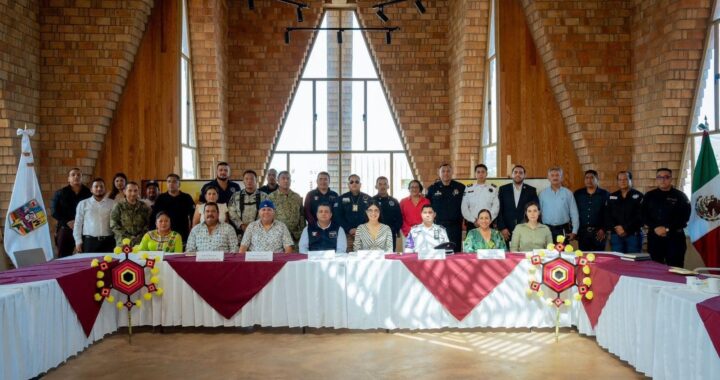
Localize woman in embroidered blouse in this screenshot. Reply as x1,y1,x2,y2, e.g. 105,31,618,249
192,185,229,228
463,209,507,252
137,212,184,253
400,179,431,237
353,201,394,252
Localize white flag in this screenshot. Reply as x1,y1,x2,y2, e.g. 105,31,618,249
4,128,54,267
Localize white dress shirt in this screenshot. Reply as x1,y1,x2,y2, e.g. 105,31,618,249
74,196,116,245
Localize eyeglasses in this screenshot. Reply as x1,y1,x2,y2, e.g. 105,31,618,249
349,180,360,184
656,175,671,180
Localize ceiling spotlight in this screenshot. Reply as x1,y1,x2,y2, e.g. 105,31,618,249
386,31,392,44
337,30,343,44
285,30,290,44
414,0,426,14
248,0,254,10
296,6,304,23
376,7,389,23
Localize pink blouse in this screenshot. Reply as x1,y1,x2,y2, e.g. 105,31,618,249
400,195,431,237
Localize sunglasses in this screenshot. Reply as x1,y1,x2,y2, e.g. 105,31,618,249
349,180,360,184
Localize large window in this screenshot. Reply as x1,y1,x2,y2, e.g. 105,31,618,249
269,10,413,197
681,4,720,195
180,0,198,179
481,0,499,177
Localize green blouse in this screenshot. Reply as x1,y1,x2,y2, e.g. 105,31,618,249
137,230,184,253
509,223,553,252
463,228,507,252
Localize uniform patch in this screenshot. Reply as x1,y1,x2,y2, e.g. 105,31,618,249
314,196,319,201
311,231,319,237
453,189,460,196
389,201,395,206
434,191,442,197
342,198,351,203
329,231,337,238
632,194,639,199
609,196,618,200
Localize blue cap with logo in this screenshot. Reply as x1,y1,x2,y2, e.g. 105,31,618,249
259,199,275,210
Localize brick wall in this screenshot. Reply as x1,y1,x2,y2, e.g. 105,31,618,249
631,0,711,190
38,0,154,194
189,0,228,178
521,0,635,186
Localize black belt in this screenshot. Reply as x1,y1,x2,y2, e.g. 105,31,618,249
547,223,571,229
83,235,114,241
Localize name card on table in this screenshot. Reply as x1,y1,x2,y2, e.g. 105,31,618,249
418,249,446,260
245,251,274,262
308,250,336,261
355,250,386,260
476,249,506,260
195,251,225,262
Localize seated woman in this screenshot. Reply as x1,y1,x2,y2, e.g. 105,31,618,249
353,200,394,252
137,212,184,253
192,185,229,228
509,202,553,252
463,209,507,252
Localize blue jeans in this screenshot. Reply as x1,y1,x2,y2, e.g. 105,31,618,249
610,232,641,253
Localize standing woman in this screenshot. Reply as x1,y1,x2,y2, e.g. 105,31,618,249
107,172,128,201
192,185,229,228
137,212,184,253
464,209,507,251
509,202,553,251
353,200,394,252
399,180,430,237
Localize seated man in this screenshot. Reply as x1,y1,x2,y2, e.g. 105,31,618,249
405,204,449,253
186,202,238,252
239,200,294,253
298,203,346,253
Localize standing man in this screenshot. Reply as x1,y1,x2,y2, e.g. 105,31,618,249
605,171,644,253
74,178,116,253
574,170,610,251
200,162,242,204
298,203,346,253
259,168,279,194
152,174,196,243
268,171,305,248
426,164,465,252
642,168,691,267
372,176,402,250
333,174,371,252
461,164,500,231
142,180,159,208
497,165,538,242
304,171,338,225
110,182,151,246
51,167,92,257
228,170,268,239
539,167,579,242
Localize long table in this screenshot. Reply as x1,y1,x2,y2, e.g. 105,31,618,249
1,252,718,380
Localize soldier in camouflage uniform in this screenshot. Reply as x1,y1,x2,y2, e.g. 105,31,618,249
110,182,151,246
268,171,305,249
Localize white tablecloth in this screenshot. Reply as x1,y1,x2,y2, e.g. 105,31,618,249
0,287,26,380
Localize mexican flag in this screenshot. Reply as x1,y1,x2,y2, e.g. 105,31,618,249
688,131,720,267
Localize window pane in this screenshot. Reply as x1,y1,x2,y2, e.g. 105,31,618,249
269,153,288,174
186,65,197,147
182,147,197,179
489,58,498,144
347,153,390,194
483,146,497,177
392,153,413,199
315,81,328,150
288,153,329,196
276,82,314,151
181,59,188,145
351,81,365,150
367,82,403,150
488,0,496,58
303,15,328,78
351,14,378,79
692,28,716,132
181,0,190,57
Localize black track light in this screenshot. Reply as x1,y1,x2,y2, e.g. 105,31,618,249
337,30,343,44
248,0,254,10
285,30,290,44
296,6,303,23
386,31,392,44
414,0,425,14
376,7,389,23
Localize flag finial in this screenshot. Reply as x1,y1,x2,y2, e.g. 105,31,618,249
698,116,710,131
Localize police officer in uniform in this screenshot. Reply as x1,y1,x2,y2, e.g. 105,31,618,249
642,168,691,267
405,204,449,253
333,174,371,252
298,203,347,253
426,164,466,252
461,164,499,231
372,176,402,250
304,171,339,225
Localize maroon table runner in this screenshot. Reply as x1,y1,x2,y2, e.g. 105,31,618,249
697,296,720,358
582,255,685,328
0,258,115,336
165,253,306,319
386,253,524,321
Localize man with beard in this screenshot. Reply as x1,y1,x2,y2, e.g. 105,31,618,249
187,202,238,252
73,178,116,253
142,181,159,208
152,174,196,243
200,162,242,204
51,167,92,257
497,165,538,242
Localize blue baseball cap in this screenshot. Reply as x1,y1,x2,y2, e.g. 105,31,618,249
259,199,275,210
